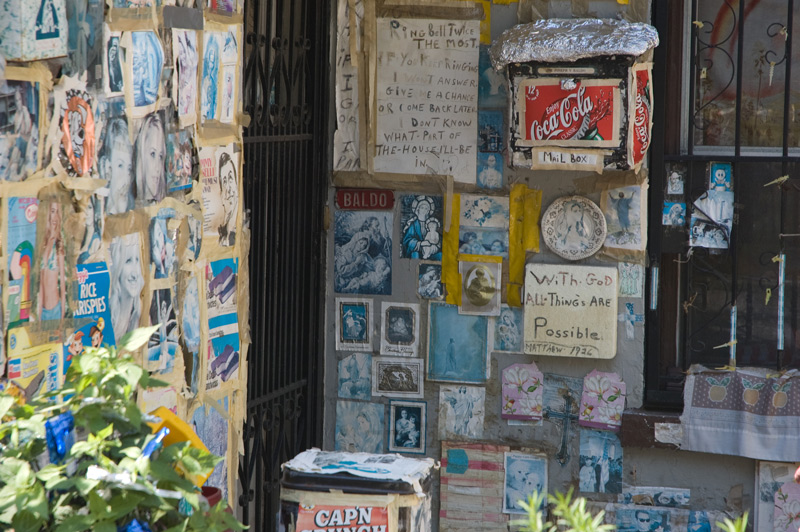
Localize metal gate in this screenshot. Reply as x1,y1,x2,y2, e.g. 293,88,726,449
239,0,329,529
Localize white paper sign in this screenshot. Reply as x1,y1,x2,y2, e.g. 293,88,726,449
374,18,479,183
524,264,618,358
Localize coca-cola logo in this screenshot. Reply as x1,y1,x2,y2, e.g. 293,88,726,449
633,78,651,155
530,86,594,141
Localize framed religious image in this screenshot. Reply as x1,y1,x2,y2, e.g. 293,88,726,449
335,298,372,351
372,356,424,398
388,400,426,454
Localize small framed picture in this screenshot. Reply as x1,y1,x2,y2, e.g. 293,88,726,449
665,163,686,195
388,400,426,454
708,161,732,192
418,262,444,300
335,298,372,351
372,356,424,398
380,302,420,356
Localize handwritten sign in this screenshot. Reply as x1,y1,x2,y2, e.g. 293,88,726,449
524,264,617,359
375,18,479,183
333,0,362,171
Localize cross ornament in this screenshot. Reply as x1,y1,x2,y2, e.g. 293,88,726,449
544,390,579,465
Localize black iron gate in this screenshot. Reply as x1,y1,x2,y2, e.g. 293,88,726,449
239,0,329,529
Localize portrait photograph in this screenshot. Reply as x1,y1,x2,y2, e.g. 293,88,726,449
380,302,419,356
335,400,384,454
36,200,67,322
173,29,199,122
400,194,443,260
579,429,623,494
476,152,503,190
202,31,223,121
439,385,484,440
338,352,371,400
503,452,547,514
109,233,145,344
103,26,123,95
99,114,134,215
1,79,41,182
372,356,423,399
131,31,164,110
77,193,104,265
616,508,672,532
428,302,488,383
133,111,167,205
492,305,523,353
388,400,426,454
333,210,392,295
147,288,178,374
418,263,443,300
335,297,372,351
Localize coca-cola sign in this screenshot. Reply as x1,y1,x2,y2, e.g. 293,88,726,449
516,79,621,148
630,65,653,169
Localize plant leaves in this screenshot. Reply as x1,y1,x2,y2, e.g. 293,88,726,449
119,325,160,352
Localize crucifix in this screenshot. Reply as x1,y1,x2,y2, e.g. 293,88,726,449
544,389,579,465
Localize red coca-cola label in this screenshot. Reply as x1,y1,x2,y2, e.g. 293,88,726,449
631,67,652,167
519,80,620,145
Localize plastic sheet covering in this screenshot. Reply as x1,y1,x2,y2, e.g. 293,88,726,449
489,18,658,69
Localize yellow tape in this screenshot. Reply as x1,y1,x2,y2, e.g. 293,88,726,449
443,193,461,305
508,184,525,307
523,188,542,253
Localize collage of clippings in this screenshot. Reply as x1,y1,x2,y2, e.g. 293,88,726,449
0,0,247,500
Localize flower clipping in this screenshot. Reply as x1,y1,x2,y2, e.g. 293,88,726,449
579,370,625,431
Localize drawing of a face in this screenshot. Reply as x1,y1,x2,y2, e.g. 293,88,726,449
714,168,727,185
414,198,431,221
220,155,237,221
91,329,102,347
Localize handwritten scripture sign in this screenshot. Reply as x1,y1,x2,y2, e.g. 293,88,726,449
524,264,618,359
516,78,621,148
374,18,479,183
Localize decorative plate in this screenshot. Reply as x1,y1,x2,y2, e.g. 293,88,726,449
541,195,606,260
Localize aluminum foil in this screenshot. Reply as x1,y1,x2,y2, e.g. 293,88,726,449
489,18,659,69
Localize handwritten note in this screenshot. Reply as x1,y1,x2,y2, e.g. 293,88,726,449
333,0,362,171
375,18,479,183
524,264,618,359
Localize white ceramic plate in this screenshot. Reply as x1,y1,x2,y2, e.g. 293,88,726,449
541,195,607,260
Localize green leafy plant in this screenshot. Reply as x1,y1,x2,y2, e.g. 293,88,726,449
715,511,748,532
0,326,245,532
510,488,615,532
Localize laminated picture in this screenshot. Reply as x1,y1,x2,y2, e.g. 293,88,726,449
333,210,392,295
335,400,384,454
439,385,485,440
133,112,167,205
7,197,39,326
338,352,371,400
478,46,506,109
428,302,488,383
36,200,68,322
149,210,177,279
335,298,372,351
0,79,41,181
130,31,164,111
57,87,96,177
147,288,178,374
579,429,623,494
602,185,645,250
504,452,547,514
77,194,105,265
200,145,239,247
372,356,424,399
103,26,123,96
459,195,510,258
400,194,442,260
109,233,145,344
166,128,193,192
477,152,503,190
492,305,523,353
417,263,443,300
180,276,202,394
173,29,199,123
201,32,223,121
388,400,426,454
99,114,134,215
191,397,230,500
380,302,420,356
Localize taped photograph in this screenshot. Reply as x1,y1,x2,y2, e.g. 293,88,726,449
109,233,145,344
1,80,41,181
131,31,164,110
428,301,488,383
103,26,123,95
37,201,67,322
504,452,547,514
180,276,201,394
388,400,426,454
418,263,443,300
333,210,392,295
100,115,134,215
134,112,167,205
149,213,176,279
477,152,503,190
400,194,443,260
173,29,198,122
439,385,485,440
380,302,420,356
616,508,672,532
166,128,193,192
335,298,372,351
77,194,104,265
338,352,371,400
372,356,424,399
579,429,623,494
335,400,384,454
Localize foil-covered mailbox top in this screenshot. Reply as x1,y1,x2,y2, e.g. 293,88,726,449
489,18,659,69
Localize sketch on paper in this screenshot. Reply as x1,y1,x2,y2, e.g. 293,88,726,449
503,452,547,514
372,356,423,399
418,263,443,300
335,400,384,454
501,363,543,422
335,298,372,351
579,429,622,494
602,185,644,250
380,302,420,356
147,288,178,374
338,352,371,400
173,29,198,120
427,302,488,383
492,306,523,353
459,260,501,316
333,210,392,295
439,385,485,440
201,32,223,121
131,31,164,109
618,262,643,298
400,195,443,260
388,400,426,454
109,234,145,344
0,80,40,181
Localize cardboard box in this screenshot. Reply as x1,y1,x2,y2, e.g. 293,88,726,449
0,0,68,62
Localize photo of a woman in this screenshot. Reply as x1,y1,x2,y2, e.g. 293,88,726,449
134,113,167,205
38,203,66,321
77,194,104,264
217,151,237,246
110,234,145,343
100,116,134,215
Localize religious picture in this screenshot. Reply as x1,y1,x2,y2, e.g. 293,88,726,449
579,429,623,494
333,210,392,295
601,185,644,251
57,86,96,177
492,305,523,353
388,400,426,454
335,298,372,351
616,509,672,532
335,400,384,454
372,357,423,399
338,352,371,400
147,288,178,374
134,112,167,205
99,114,134,215
618,262,644,298
543,373,583,462
459,260,501,316
662,202,686,226
666,163,685,195
1,80,40,181
428,302,488,383
380,302,420,356
103,26,123,95
478,110,503,153
708,161,732,191
173,29,199,123
418,263,443,300
36,201,67,322
191,397,230,500
459,195,510,258
131,31,164,110
439,385,485,440
400,194,443,260
503,452,547,514
201,32,223,121
478,46,506,108
109,233,145,344
476,152,503,190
